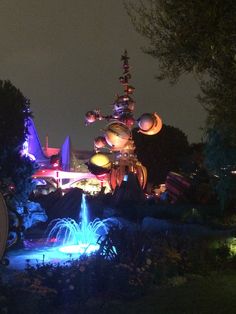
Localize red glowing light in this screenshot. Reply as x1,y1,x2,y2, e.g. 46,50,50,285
96,173,108,180
49,237,58,243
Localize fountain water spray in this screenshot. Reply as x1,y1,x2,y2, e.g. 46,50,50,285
47,194,108,255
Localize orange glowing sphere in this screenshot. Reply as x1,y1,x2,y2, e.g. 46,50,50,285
138,113,162,135
105,122,131,148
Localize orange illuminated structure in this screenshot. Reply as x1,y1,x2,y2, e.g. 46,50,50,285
85,51,163,191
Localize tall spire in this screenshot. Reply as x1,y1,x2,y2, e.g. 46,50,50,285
119,50,135,97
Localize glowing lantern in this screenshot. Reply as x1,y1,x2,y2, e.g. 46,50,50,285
138,113,162,135
105,122,131,150
87,153,111,176
94,136,107,149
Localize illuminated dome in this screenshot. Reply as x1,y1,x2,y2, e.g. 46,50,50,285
105,122,131,149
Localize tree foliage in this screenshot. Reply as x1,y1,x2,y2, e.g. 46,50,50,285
199,78,236,144
0,80,35,206
204,128,236,211
133,124,189,185
0,80,30,147
126,0,236,209
126,0,236,82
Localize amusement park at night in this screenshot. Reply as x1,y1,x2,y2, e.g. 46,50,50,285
1,1,236,313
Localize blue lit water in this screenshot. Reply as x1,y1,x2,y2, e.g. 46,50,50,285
6,194,109,269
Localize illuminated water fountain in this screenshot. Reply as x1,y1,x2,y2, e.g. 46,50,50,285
6,194,114,269
47,194,108,255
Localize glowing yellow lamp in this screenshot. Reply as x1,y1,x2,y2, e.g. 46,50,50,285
90,153,111,169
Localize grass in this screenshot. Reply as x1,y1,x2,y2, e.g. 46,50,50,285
90,271,236,314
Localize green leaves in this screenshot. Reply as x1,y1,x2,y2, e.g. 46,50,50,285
126,0,236,82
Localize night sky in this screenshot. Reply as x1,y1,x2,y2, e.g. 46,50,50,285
0,0,206,150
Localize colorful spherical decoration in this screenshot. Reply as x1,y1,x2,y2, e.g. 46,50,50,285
90,153,111,168
87,153,112,176
94,136,107,149
105,122,131,149
138,113,163,135
138,113,155,131
85,111,97,124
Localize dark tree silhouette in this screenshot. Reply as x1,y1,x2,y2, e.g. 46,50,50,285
126,1,236,209
133,124,190,185
0,80,35,206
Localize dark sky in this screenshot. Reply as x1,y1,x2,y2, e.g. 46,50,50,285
0,0,206,150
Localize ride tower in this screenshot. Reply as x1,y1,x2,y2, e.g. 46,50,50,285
85,51,163,192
